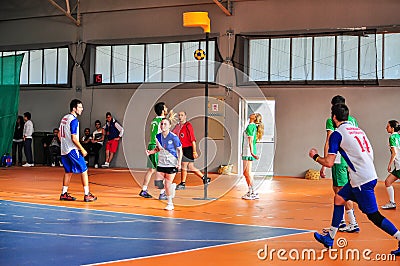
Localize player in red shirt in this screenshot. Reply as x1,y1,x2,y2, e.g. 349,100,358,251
172,111,210,189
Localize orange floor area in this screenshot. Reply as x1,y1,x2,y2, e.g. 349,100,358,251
1,166,399,265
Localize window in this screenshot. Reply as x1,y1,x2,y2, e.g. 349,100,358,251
0,47,70,86
244,32,400,84
90,39,217,85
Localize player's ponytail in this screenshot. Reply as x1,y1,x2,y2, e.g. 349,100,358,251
254,113,264,141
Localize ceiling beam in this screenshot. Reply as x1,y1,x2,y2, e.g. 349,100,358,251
47,0,80,26
212,0,232,16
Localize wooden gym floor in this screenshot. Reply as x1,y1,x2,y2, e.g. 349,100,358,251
0,166,399,265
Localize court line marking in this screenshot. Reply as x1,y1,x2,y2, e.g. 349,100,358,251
84,231,312,265
0,199,311,232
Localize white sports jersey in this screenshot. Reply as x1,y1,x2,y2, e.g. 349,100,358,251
328,122,377,187
59,113,79,155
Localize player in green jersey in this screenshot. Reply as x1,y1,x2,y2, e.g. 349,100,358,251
382,120,400,210
139,102,169,198
320,95,359,233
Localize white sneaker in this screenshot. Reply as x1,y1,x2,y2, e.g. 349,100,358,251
94,164,99,169
338,223,360,233
102,162,109,168
242,192,251,199
170,183,176,198
164,203,174,211
250,192,260,199
59,163,63,167
382,202,396,209
51,163,55,167
22,163,33,167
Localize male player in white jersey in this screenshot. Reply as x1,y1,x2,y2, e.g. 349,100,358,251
309,103,400,255
59,99,97,202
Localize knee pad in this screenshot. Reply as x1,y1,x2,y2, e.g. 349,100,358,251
154,180,164,189
367,211,385,227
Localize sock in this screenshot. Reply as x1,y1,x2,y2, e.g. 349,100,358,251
346,209,357,225
62,186,68,194
160,189,166,195
84,186,89,195
249,186,253,193
329,226,338,239
381,218,399,236
394,231,400,241
332,205,345,227
181,182,186,185
167,196,173,204
387,186,395,203
143,185,148,191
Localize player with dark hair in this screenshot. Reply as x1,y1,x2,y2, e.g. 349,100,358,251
139,102,169,198
59,99,97,202
320,95,359,232
381,120,400,209
309,103,400,255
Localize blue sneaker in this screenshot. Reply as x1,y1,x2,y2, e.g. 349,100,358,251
159,192,167,200
391,242,400,256
339,220,346,228
139,190,152,198
314,232,334,248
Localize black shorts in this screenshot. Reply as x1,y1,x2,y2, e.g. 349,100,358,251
182,146,194,162
157,166,178,174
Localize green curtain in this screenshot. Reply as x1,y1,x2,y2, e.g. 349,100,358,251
0,54,24,157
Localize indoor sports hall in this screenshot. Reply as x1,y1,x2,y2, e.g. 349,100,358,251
1,1,400,265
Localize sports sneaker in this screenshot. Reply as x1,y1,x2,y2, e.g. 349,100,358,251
94,164,99,169
164,203,174,211
382,202,396,210
59,162,63,167
101,162,109,168
170,183,176,198
84,192,97,202
51,163,55,167
314,232,334,248
338,223,360,233
176,182,186,190
139,190,152,198
60,192,76,201
202,176,211,184
391,241,400,256
339,220,347,229
250,192,260,199
22,163,34,167
242,191,251,199
159,192,167,200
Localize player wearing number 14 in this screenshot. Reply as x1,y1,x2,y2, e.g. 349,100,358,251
309,103,400,256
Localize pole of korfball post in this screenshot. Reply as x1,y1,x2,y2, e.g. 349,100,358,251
183,12,215,200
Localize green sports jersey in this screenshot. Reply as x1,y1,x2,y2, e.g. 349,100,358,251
148,116,163,145
242,123,257,157
326,115,358,165
325,115,358,131
389,132,400,170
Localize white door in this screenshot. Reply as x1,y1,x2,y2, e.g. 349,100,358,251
239,98,275,176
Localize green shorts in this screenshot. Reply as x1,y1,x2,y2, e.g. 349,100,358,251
146,144,158,169
332,163,349,187
242,156,256,161
391,169,400,179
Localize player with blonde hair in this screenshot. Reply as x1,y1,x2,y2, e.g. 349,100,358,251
241,113,264,200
